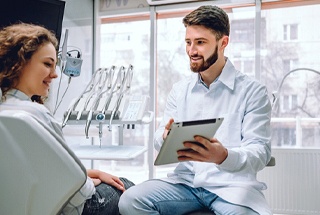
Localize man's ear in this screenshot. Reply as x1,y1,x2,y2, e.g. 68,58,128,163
219,35,229,50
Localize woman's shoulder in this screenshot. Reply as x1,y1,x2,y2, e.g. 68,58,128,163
1,93,53,121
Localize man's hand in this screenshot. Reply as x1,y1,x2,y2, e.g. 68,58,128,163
162,118,174,140
177,136,228,164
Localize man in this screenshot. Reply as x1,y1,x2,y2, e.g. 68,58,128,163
119,5,272,215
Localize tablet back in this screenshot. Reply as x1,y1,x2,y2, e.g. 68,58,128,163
154,118,224,165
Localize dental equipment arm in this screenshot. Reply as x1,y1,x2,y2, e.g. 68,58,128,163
62,68,102,127
85,66,125,142
75,69,105,121
84,68,110,138
108,65,134,131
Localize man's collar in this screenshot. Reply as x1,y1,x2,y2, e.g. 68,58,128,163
191,57,236,91
219,57,236,91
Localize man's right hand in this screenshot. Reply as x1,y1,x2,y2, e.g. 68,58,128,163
162,118,174,140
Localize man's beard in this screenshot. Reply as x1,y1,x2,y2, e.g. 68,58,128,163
190,45,218,73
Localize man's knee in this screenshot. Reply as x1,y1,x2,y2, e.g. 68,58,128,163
118,186,135,213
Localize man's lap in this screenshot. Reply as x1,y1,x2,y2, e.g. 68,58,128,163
119,179,258,215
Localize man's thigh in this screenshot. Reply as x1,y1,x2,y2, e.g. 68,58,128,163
120,179,205,215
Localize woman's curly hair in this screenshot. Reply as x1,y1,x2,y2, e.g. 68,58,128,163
0,22,58,103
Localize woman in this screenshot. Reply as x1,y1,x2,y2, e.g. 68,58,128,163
0,23,134,215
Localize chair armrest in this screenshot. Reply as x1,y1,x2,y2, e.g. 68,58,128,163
267,156,276,166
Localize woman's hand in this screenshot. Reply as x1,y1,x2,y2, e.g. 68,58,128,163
87,169,125,192
91,178,102,186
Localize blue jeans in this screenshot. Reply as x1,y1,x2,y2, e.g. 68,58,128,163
118,179,259,215
82,177,134,215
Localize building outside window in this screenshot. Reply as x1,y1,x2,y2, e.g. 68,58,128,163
283,23,298,41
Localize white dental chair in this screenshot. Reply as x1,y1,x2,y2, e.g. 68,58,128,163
0,111,87,215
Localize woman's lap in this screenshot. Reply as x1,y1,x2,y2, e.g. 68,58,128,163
82,177,134,215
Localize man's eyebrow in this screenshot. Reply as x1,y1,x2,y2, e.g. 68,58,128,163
185,37,208,41
195,37,208,41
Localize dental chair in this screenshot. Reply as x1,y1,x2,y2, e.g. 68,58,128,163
0,110,87,215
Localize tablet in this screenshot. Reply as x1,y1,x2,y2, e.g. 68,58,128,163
154,117,224,166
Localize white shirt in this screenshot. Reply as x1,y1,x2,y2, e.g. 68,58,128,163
0,89,95,215
154,58,272,214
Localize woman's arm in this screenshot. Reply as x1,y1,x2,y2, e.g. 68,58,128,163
86,169,125,192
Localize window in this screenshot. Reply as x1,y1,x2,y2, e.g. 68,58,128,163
261,2,320,147
95,0,320,182
283,59,298,73
281,94,298,112
95,14,152,182
52,0,94,120
233,59,255,78
283,95,289,111
230,19,254,45
283,24,298,41
157,17,190,118
291,94,298,111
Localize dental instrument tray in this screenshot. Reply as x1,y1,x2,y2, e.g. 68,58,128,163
61,65,153,138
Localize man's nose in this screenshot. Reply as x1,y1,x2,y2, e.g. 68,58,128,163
188,43,198,55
